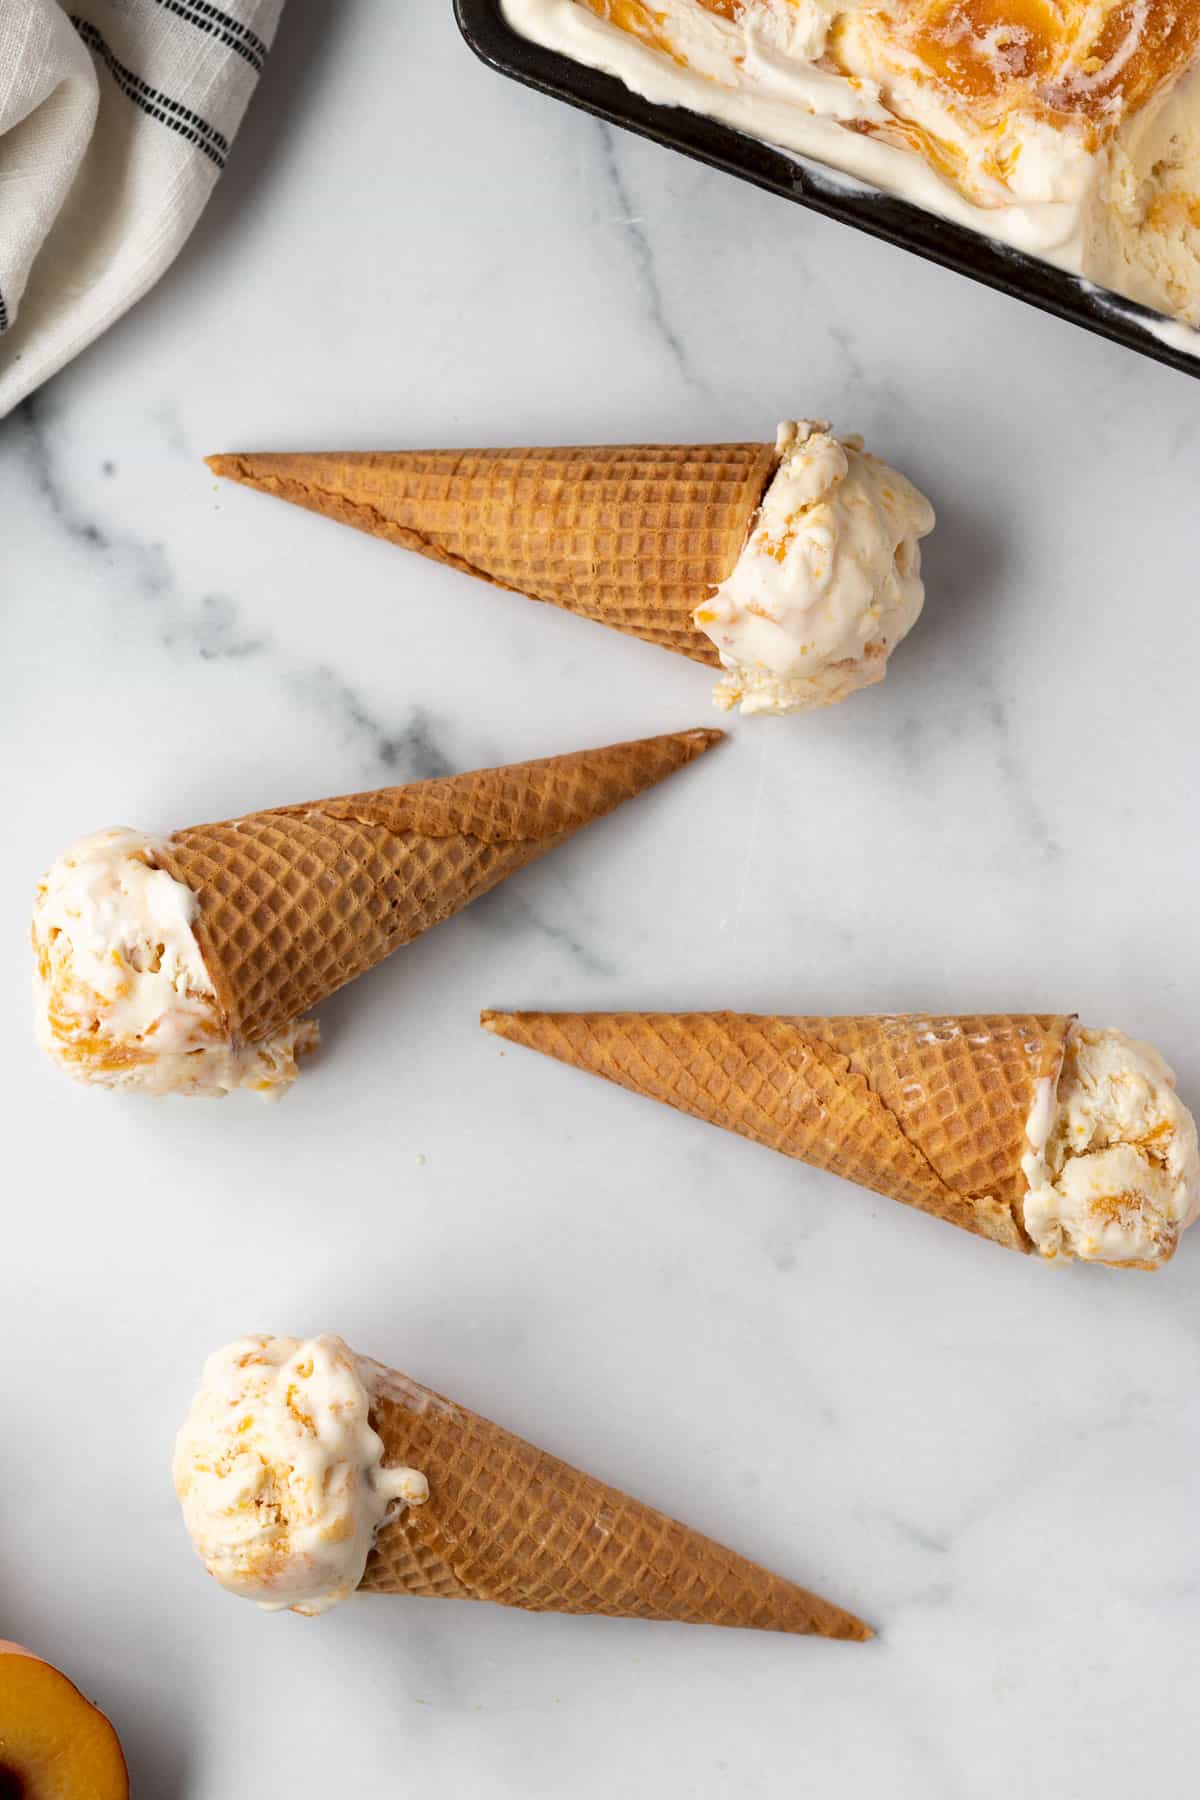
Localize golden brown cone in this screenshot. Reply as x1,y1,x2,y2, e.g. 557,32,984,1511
481,1010,1077,1251
358,1359,870,1638
154,731,721,1046
205,444,781,663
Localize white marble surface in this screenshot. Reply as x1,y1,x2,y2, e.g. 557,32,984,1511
3,4,1199,1794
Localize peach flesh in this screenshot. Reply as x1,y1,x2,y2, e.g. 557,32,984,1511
0,1644,128,1799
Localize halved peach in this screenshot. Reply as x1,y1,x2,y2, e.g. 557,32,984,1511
0,1643,128,1798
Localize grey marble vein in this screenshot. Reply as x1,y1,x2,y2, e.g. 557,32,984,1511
476,885,618,979
161,592,266,661
594,122,709,397
1168,413,1198,458
853,1503,951,1557
826,319,866,387
886,1383,1165,1562
287,670,455,780
19,395,266,663
979,685,1064,864
892,713,926,777
21,395,110,552
17,396,466,782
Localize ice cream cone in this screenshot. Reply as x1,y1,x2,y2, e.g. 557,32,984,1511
150,731,720,1047
356,1357,869,1637
481,1010,1077,1251
205,443,781,662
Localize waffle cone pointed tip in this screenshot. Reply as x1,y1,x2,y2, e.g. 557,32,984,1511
156,734,721,1047
481,1009,1076,1252
670,726,723,754
359,1360,872,1638
205,442,780,664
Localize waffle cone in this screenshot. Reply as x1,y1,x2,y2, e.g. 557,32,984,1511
357,1359,869,1638
206,444,780,664
153,732,720,1046
481,1011,1077,1251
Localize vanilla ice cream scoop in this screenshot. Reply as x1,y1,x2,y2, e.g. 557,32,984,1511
1023,1029,1200,1267
174,1335,428,1615
31,830,314,1097
693,421,935,715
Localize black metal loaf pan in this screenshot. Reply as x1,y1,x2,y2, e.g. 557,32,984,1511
455,0,1200,381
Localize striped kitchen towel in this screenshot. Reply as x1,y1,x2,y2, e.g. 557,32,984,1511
0,0,284,418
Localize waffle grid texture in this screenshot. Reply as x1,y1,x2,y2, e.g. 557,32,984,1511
155,732,720,1045
481,1011,1076,1251
358,1362,868,1638
207,444,781,663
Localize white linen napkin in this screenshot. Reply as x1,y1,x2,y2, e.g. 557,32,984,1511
0,0,284,417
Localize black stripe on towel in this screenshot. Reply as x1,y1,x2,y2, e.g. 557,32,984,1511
71,17,230,168
152,0,268,73
0,287,8,334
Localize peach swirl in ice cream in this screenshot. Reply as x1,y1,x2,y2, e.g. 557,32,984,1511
693,419,935,713
174,1335,429,1616
1023,1027,1200,1267
32,829,314,1096
509,0,1200,333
